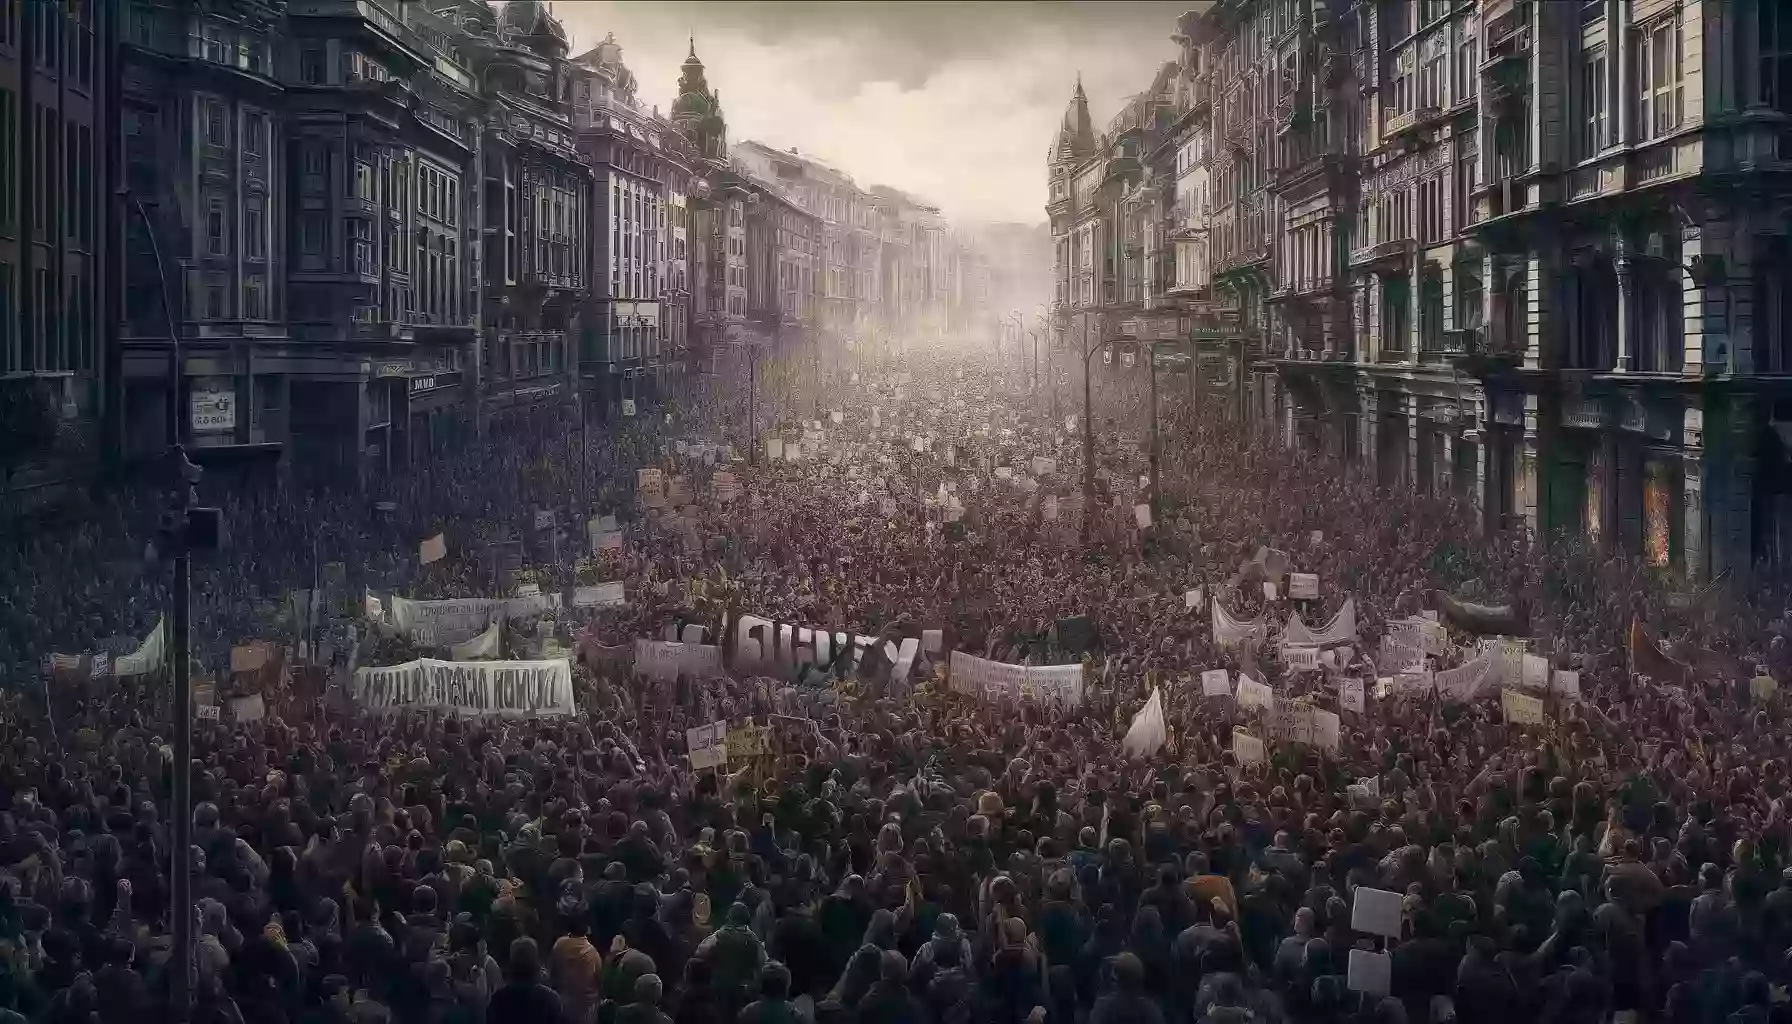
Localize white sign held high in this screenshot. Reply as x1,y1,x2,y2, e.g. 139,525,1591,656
1201,668,1231,697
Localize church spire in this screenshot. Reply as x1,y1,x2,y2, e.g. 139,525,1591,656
1053,75,1095,163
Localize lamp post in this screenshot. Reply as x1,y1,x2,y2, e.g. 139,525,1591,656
1079,326,1118,545
128,190,208,1022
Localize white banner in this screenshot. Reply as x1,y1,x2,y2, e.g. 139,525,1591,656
451,622,501,661
1283,598,1356,647
634,639,724,681
389,595,561,646
1269,703,1341,752
948,651,1085,707
352,658,576,716
1213,601,1266,648
574,582,627,608
115,617,167,677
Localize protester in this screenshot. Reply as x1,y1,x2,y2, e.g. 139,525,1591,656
2,345,1791,1024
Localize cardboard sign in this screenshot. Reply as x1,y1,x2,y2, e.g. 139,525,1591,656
1521,653,1550,691
1201,668,1231,697
1347,948,1392,996
622,398,636,417
1553,669,1581,701
1133,503,1153,529
1284,646,1321,673
725,724,769,760
689,745,726,770
686,721,726,750
1262,581,1278,602
419,534,447,565
1184,587,1205,610
1350,886,1404,938
1232,729,1266,766
1288,573,1319,601
1502,688,1545,725
1235,674,1274,712
1340,676,1366,713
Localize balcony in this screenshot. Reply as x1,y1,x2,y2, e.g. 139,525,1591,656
1470,178,1527,222
1420,328,1474,365
1350,237,1412,273
1223,116,1254,152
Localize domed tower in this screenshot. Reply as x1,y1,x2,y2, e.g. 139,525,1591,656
671,39,728,160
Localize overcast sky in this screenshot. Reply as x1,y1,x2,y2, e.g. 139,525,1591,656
550,1,1188,228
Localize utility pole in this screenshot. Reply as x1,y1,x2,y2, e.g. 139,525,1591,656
747,344,758,465
134,192,220,1024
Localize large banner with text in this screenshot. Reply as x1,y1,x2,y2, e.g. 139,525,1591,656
352,657,576,716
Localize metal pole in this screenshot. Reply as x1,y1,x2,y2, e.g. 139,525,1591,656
137,191,193,1021
1148,344,1160,524
1081,333,1096,546
748,346,758,465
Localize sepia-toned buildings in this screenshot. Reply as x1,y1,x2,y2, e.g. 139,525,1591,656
1054,0,1792,580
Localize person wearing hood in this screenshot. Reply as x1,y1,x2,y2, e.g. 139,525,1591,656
1089,952,1164,1024
487,937,563,1024
693,903,764,1018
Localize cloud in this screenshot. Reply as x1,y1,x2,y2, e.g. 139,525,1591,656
550,1,1187,225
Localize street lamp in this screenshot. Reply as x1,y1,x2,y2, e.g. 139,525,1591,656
128,189,222,1022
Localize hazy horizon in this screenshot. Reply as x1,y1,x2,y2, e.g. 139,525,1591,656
549,1,1189,228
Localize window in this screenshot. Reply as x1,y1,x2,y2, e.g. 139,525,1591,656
1420,50,1444,110
1760,0,1792,114
1454,37,1479,108
349,219,374,276
1636,16,1683,141
243,112,265,156
0,88,14,234
206,199,226,255
1578,48,1608,159
202,97,226,147
200,21,227,64
243,276,265,319
1419,176,1444,243
245,199,265,260
299,212,324,256
299,45,324,84
1456,129,1479,228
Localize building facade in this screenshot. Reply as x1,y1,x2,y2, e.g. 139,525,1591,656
1055,0,1792,581
1,0,112,513
117,0,505,484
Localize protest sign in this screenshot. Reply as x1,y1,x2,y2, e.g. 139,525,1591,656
1262,581,1278,601
1268,702,1340,751
1235,674,1274,712
1502,688,1545,725
1232,729,1266,766
1201,668,1231,697
596,530,624,552
1032,456,1057,477
1521,653,1550,691
1288,573,1319,600
389,595,558,645
725,724,769,760
1351,886,1404,938
230,693,266,722
686,721,726,750
1752,674,1778,702
948,651,1085,706
1340,676,1366,713
637,468,666,508
621,398,636,417
1283,646,1321,673
352,658,576,716
419,534,447,565
1042,495,1059,521
1133,503,1153,529
634,640,724,682
533,509,554,530
1393,670,1434,698
1553,669,1581,701
573,582,626,608
1347,949,1392,997
1184,587,1204,610
689,745,727,770
713,471,740,502
729,612,919,685
831,409,843,424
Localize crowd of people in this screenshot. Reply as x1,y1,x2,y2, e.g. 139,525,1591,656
2,342,1792,1024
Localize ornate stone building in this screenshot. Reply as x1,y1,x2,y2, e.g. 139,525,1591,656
1056,0,1792,580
